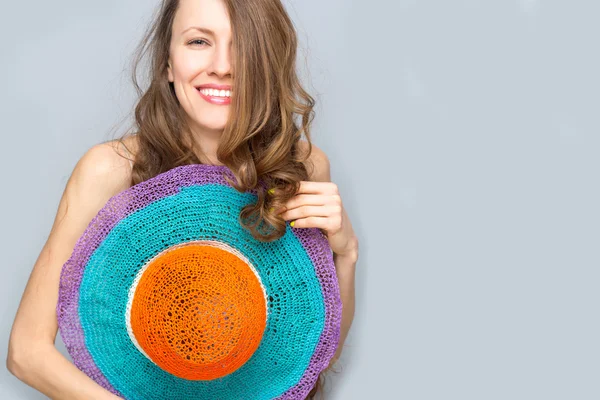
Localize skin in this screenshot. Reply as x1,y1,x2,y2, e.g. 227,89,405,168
167,0,233,166
7,1,356,398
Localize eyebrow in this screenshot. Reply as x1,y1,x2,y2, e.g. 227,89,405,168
181,26,215,36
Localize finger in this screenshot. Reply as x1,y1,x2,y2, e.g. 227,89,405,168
281,205,332,221
295,181,338,195
282,194,329,212
289,216,329,230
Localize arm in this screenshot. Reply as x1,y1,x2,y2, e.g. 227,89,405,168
8,346,122,400
6,142,132,400
305,143,359,366
330,216,358,366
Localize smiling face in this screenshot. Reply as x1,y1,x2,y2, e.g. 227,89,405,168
167,0,233,138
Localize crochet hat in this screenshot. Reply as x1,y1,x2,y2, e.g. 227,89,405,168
56,164,342,400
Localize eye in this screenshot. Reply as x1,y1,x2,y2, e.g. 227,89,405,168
188,39,209,46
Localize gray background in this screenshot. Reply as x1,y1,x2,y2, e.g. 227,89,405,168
1,0,599,398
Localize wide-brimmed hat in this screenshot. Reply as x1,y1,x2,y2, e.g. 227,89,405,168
56,163,342,400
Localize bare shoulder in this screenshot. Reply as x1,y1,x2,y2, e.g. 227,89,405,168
7,139,138,355
298,139,331,183
90,138,137,194
60,140,136,214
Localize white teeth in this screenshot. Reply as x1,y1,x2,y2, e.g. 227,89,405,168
199,88,231,98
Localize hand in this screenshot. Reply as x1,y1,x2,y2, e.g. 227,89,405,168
273,181,357,258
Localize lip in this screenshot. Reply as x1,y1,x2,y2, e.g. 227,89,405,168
197,86,232,105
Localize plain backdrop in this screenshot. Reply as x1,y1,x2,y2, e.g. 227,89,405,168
1,0,599,399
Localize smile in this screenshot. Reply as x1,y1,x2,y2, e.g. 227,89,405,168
197,88,232,105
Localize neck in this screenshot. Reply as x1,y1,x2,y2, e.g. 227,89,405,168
185,124,224,166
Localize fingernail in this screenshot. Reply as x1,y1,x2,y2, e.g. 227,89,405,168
267,188,275,195
290,221,295,227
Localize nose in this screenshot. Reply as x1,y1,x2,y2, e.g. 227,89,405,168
208,44,232,78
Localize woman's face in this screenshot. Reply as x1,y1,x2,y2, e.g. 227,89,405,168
168,0,233,136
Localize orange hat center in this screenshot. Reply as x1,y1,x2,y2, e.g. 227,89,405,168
128,242,267,380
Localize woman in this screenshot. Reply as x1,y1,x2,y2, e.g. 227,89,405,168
7,0,358,398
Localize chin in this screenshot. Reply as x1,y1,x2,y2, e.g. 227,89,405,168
202,122,227,132
192,117,228,133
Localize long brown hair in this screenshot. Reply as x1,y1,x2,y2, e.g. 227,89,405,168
110,0,335,398
113,0,316,242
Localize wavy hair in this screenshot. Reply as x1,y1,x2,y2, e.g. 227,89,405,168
110,0,335,397
114,0,317,242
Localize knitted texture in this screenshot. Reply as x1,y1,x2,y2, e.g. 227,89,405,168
56,164,342,400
